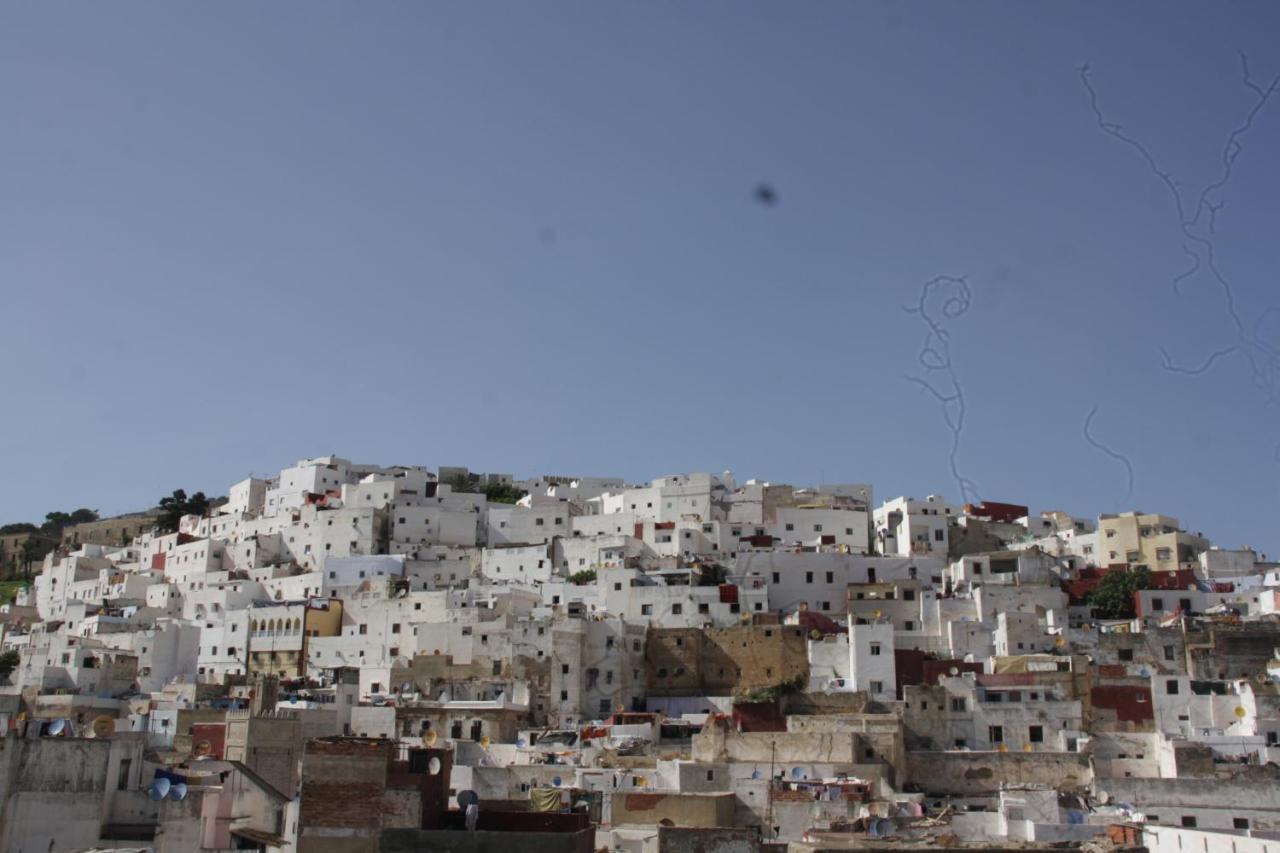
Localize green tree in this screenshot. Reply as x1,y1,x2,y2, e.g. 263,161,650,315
0,648,20,682
18,539,40,579
696,563,728,586
569,569,597,585
156,489,211,533
0,522,38,535
1087,567,1152,620
39,508,98,536
482,482,527,504
443,474,527,505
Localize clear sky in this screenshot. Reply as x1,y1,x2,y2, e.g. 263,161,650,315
2,2,1278,555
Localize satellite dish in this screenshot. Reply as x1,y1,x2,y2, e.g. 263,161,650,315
875,819,896,836
1139,668,1150,678
616,704,625,713
516,738,527,748
194,740,213,758
150,778,172,801
479,735,491,748
47,719,67,736
791,767,804,780
552,776,562,787
948,667,959,676
457,790,478,808
873,609,882,619
1097,790,1111,805
169,782,188,801
428,756,442,775
1235,706,1247,719
1023,743,1033,752
423,730,439,746
1054,636,1066,647
92,716,114,738
751,769,762,780
997,744,1009,753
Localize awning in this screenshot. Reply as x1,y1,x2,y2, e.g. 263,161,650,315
230,826,287,846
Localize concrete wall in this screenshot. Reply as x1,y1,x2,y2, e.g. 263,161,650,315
658,826,761,853
903,751,1092,795
0,735,114,853
380,827,594,853
611,791,736,828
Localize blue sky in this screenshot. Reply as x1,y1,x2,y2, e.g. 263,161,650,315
2,3,1278,555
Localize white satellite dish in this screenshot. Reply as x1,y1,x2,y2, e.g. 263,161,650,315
150,778,172,801
169,782,188,801
47,719,67,736
428,756,442,775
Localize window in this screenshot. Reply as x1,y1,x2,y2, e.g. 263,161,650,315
813,524,823,533
1118,648,1133,661
672,604,682,615
641,605,652,616
903,589,916,601
870,643,882,656
805,571,813,584
1234,818,1250,830
1152,597,1164,611
904,621,915,631
1029,725,1043,743
825,571,834,583
1164,645,1175,661
989,726,1004,744
1166,679,1179,695
599,699,611,714
706,769,715,781
359,624,368,635
1181,817,1197,828
392,624,401,634
535,518,545,526
870,680,883,694
934,529,944,542
785,523,794,531
951,698,966,712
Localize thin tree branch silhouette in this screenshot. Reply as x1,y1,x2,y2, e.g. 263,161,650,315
1082,405,1136,504
1080,56,1280,411
904,275,979,505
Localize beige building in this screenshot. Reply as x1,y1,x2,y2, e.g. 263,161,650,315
0,531,55,578
1097,512,1209,572
61,512,160,548
248,598,344,678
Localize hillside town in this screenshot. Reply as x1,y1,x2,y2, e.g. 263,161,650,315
0,455,1277,853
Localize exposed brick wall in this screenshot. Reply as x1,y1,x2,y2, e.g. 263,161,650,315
646,625,809,697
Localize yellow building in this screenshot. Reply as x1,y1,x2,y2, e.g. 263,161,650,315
248,598,343,679
1097,512,1208,573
